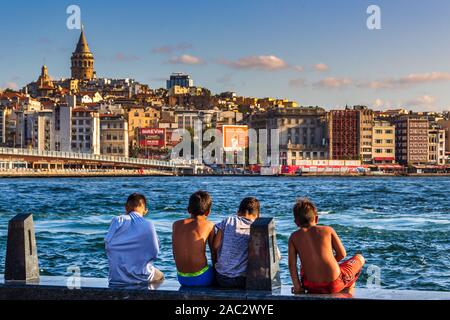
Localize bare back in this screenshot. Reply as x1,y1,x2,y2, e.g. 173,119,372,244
172,217,215,274
290,226,343,283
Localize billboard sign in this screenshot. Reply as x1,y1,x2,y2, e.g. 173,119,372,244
223,125,248,151
139,128,166,148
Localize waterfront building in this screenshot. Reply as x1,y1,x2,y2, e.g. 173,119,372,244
166,73,193,90
100,114,129,157
428,127,446,165
248,106,329,164
33,110,54,151
71,28,95,81
437,119,450,155
0,106,8,145
127,106,160,149
355,106,374,163
395,116,429,165
328,109,359,160
53,103,73,152
71,108,100,155
372,121,395,164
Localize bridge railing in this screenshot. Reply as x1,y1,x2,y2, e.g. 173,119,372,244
0,148,194,169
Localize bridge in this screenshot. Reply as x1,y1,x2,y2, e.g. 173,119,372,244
0,147,196,175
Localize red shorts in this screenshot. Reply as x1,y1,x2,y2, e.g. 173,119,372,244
301,256,364,294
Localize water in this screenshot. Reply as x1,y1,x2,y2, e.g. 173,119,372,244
0,176,449,291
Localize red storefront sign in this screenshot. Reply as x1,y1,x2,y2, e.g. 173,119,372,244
139,128,166,148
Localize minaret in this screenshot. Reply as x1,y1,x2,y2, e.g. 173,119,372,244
71,27,95,81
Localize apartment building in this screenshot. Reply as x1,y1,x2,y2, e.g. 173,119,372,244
71,108,100,155
328,109,359,160
372,121,395,164
428,128,446,165
248,107,329,165
395,116,429,165
100,114,129,157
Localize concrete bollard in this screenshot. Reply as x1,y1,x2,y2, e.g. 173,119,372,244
246,217,281,291
5,214,40,283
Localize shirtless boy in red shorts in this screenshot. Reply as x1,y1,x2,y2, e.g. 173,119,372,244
288,198,365,295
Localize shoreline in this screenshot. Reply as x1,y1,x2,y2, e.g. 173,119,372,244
1,171,450,179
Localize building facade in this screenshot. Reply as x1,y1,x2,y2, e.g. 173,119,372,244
0,106,7,145
372,121,395,164
127,106,160,149
395,116,429,165
166,73,193,90
355,106,374,163
248,107,329,165
100,115,129,157
428,128,446,165
328,109,359,160
71,108,100,155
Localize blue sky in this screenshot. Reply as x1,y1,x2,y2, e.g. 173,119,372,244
1,0,450,111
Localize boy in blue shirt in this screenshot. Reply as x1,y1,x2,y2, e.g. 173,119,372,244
105,193,164,286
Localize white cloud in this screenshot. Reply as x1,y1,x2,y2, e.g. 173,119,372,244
219,55,288,71
314,77,352,89
167,54,205,65
358,72,450,89
313,63,329,72
405,95,437,108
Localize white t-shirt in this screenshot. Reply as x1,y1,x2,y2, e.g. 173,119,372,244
105,212,159,286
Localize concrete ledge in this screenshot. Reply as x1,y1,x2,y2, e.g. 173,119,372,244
1,275,450,300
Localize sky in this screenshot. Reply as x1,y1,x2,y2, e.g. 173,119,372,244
1,0,450,111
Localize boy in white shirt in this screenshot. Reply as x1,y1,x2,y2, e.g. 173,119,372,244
105,193,164,286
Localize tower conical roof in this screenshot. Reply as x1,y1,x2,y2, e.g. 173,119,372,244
75,28,91,54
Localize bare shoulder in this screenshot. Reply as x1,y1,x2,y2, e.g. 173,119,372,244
321,225,337,236
289,229,301,242
204,219,215,231
172,219,185,230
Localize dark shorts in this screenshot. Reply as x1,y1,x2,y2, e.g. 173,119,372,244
216,273,246,289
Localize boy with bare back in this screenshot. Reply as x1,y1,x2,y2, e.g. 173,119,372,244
172,191,216,286
288,198,365,294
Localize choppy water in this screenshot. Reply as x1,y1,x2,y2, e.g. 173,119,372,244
0,177,449,291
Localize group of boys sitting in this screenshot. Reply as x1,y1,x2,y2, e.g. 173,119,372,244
105,191,365,294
